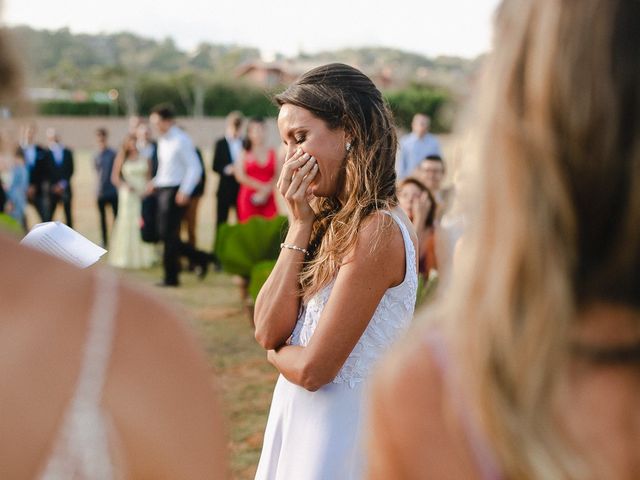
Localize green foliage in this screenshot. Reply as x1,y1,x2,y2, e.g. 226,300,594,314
37,100,112,116
248,260,277,300
203,83,278,117
135,78,188,115
214,216,288,278
0,213,23,237
385,85,451,132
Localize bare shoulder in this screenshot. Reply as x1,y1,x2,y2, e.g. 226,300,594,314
368,328,480,479
105,279,228,479
351,209,406,261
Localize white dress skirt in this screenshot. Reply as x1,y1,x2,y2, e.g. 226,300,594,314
255,211,418,480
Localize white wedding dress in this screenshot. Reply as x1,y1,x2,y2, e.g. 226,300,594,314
255,211,418,480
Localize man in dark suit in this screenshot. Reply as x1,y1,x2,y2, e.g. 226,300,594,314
46,128,75,227
212,111,244,226
21,123,54,223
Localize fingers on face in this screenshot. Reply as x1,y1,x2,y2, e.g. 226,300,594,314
278,150,310,192
285,158,318,200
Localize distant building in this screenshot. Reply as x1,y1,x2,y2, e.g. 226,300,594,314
236,60,399,90
235,61,299,88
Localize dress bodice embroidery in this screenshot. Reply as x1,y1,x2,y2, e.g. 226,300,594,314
38,269,121,480
290,211,418,388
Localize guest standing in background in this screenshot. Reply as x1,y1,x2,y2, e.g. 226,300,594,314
136,121,158,178
46,128,74,228
182,146,206,271
108,134,156,269
94,127,119,248
235,117,279,222
397,177,438,279
149,104,210,287
5,146,29,230
413,154,454,220
396,113,442,180
20,123,54,222
212,111,243,226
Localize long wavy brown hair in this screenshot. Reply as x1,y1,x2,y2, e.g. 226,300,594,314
275,63,398,301
433,0,640,477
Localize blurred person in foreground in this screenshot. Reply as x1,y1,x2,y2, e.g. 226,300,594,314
367,1,640,479
253,63,418,479
0,20,227,480
212,111,243,227
94,127,119,247
396,113,442,181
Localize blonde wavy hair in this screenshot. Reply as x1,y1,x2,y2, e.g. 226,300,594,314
433,0,640,478
275,63,398,301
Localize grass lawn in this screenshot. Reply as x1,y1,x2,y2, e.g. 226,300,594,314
125,266,277,479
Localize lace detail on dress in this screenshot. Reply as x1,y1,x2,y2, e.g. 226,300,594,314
290,211,418,388
39,269,121,480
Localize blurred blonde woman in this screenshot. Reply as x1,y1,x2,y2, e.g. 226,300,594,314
0,15,227,479
367,0,640,479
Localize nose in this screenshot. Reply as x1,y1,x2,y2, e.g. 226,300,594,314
285,144,298,160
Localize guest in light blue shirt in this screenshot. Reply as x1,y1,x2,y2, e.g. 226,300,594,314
7,147,29,230
396,113,442,180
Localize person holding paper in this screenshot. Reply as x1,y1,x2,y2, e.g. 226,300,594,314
0,15,228,478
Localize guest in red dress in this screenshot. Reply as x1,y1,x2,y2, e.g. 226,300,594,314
235,117,280,222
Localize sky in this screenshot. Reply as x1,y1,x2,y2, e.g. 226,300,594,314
5,0,501,59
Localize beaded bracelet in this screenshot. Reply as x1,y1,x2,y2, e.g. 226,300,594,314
280,242,308,255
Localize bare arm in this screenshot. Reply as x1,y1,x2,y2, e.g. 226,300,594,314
106,286,228,480
110,151,125,188
365,331,483,479
254,148,317,349
266,213,405,391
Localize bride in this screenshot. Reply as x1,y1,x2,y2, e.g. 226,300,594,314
253,63,418,479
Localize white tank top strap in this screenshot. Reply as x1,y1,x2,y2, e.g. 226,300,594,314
74,268,119,408
39,268,120,480
381,209,417,276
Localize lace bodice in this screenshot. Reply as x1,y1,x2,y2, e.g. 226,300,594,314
290,211,418,388
38,269,121,480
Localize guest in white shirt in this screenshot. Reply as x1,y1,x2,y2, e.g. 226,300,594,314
396,113,442,180
149,104,209,287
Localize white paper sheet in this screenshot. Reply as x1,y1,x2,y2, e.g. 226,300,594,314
20,221,107,269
